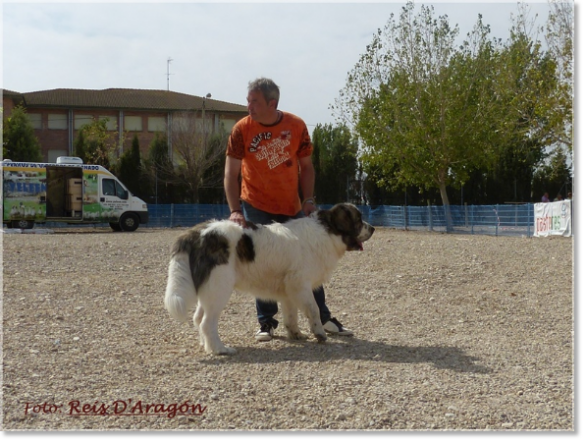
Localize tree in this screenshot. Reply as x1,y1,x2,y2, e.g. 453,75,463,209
144,132,174,204
334,2,569,213
498,4,567,153
74,118,120,169
117,134,144,197
468,2,571,204
312,123,359,204
197,132,231,204
334,2,507,228
167,112,228,203
532,146,572,200
545,0,573,151
2,105,42,162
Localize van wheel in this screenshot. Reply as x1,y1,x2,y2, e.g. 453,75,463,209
11,220,34,229
119,213,139,232
109,222,122,231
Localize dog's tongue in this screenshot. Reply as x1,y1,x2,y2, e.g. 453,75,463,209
358,241,364,251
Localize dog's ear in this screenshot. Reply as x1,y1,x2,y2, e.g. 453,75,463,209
317,204,364,251
329,204,361,236
317,204,355,234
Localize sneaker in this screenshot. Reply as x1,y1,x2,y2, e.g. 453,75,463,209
323,317,354,336
255,323,275,342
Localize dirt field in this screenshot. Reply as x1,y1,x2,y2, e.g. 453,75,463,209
1,227,573,431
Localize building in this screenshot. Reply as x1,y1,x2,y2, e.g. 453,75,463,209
2,88,248,162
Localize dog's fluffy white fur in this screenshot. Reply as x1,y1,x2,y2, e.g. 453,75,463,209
164,203,374,355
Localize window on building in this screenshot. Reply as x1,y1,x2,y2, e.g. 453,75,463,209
74,115,93,130
28,113,42,130
99,116,117,131
124,116,143,131
220,118,237,133
148,116,166,132
197,118,212,133
48,149,68,163
172,115,190,132
48,114,67,130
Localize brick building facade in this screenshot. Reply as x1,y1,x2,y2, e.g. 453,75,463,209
2,88,248,162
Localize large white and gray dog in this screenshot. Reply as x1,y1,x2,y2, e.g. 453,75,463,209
164,203,375,355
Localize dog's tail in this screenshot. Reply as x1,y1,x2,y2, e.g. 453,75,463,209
164,251,197,323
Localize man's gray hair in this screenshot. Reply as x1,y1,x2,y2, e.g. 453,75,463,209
248,78,280,107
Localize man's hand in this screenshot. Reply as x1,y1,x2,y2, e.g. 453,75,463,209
302,199,317,217
229,210,246,226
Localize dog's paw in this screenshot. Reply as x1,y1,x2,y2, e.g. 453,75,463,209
208,346,237,356
287,330,308,340
315,333,327,343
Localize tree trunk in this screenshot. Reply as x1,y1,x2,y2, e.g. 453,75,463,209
438,181,454,232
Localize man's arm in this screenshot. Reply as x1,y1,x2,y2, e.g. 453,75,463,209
224,156,245,224
299,156,317,216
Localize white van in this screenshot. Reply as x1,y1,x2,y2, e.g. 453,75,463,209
2,157,148,231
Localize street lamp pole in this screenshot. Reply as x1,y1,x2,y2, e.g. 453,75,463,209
202,93,211,134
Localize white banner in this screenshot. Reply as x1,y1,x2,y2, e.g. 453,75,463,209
534,200,572,237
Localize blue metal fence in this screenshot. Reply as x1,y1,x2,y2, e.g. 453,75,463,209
145,203,535,237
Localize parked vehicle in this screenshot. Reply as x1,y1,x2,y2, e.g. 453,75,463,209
2,157,148,231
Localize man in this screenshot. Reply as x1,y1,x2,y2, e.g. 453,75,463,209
224,77,353,342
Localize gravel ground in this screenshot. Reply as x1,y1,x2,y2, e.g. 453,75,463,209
1,227,573,431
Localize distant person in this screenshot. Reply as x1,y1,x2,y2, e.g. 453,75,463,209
541,192,550,203
567,192,572,200
554,193,564,202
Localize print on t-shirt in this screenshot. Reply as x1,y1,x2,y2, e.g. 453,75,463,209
250,130,293,170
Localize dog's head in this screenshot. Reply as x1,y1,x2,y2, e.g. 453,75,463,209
316,203,375,251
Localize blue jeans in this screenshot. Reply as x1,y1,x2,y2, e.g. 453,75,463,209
241,201,332,329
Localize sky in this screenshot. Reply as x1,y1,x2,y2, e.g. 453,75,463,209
1,0,571,133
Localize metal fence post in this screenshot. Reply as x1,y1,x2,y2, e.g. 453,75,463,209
428,202,432,231
527,203,531,237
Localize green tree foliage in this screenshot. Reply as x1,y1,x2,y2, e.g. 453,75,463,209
467,3,571,203
117,134,144,197
334,1,572,209
73,118,119,169
533,146,572,200
312,123,359,204
2,105,42,162
144,132,174,203
545,0,573,151
334,2,508,228
498,6,563,153
197,131,231,204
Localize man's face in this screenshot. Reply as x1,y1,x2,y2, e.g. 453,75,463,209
247,90,276,124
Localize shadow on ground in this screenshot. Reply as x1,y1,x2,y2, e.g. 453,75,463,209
199,336,491,374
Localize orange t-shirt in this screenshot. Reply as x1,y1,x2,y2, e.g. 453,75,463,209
226,111,313,216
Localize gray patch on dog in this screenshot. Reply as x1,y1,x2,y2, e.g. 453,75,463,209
243,220,259,230
172,222,230,291
236,234,255,262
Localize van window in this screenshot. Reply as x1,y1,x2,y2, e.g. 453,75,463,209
102,179,128,199
102,179,116,196
115,181,128,199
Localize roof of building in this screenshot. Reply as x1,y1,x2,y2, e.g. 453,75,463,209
1,89,22,97
12,88,248,114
